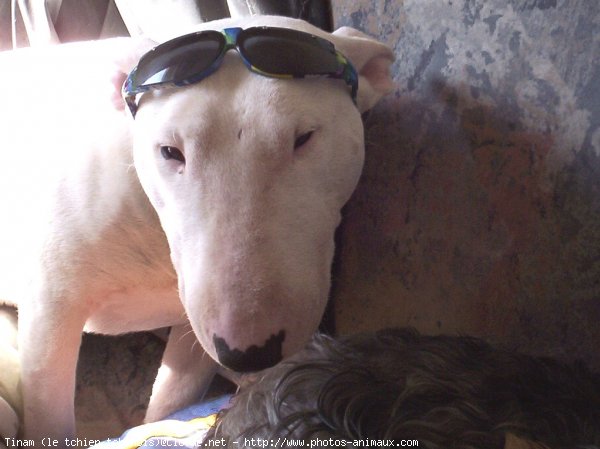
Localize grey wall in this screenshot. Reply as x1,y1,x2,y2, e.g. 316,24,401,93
331,0,600,369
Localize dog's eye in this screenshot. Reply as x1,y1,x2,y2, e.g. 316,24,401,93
294,131,313,150
160,146,185,162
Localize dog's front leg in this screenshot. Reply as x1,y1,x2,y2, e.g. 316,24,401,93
18,296,87,444
145,322,218,422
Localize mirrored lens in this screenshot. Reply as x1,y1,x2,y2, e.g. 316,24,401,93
239,28,340,75
133,32,225,88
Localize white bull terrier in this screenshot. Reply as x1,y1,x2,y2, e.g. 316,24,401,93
0,15,393,442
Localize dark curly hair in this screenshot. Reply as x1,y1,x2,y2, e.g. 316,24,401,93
205,328,600,449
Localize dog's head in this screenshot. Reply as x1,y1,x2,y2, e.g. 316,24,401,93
119,16,394,372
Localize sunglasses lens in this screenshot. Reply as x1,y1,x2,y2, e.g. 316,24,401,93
240,28,340,75
132,32,225,89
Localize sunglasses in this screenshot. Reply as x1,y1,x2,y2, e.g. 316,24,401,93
122,26,358,117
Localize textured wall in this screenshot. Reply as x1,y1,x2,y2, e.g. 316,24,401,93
331,0,600,369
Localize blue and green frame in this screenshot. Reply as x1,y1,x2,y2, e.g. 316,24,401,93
122,26,359,117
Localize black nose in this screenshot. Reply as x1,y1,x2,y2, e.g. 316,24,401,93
213,330,285,372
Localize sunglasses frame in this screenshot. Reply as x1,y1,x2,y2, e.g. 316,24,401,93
122,26,358,117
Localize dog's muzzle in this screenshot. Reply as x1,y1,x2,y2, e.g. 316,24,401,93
213,330,285,372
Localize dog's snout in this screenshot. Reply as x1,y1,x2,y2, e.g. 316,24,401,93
213,330,285,372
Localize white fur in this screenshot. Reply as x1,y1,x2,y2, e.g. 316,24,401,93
0,16,393,442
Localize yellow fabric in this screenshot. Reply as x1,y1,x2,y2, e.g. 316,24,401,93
505,433,551,449
0,307,21,439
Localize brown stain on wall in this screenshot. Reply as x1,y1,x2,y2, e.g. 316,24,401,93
331,0,600,369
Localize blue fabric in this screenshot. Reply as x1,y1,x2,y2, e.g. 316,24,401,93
167,394,232,421
88,395,232,449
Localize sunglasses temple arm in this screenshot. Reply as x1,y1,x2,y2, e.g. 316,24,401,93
124,95,138,118
345,67,359,105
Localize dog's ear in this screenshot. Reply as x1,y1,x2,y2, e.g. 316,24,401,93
109,37,156,111
332,27,395,112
